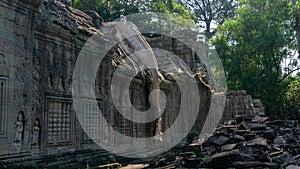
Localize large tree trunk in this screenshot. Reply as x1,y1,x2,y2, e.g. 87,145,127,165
106,22,163,141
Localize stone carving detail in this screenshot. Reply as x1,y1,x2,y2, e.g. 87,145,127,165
41,44,73,95
13,111,25,149
32,48,43,122
47,99,72,144
31,118,40,149
0,0,274,167
82,101,100,141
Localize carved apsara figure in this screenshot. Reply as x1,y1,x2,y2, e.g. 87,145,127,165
14,111,25,148
31,118,40,149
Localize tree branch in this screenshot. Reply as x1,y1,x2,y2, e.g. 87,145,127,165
278,67,300,82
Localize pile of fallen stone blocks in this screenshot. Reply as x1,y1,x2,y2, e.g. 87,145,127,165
144,115,300,169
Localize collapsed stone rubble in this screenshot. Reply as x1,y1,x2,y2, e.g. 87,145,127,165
144,115,300,169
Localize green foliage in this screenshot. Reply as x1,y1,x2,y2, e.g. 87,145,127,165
150,0,191,19
73,0,193,22
72,0,195,38
73,0,141,21
148,0,195,32
284,76,300,118
201,154,210,161
72,0,300,118
182,0,238,38
211,0,296,115
291,0,300,55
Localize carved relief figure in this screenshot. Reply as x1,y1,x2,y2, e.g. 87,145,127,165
31,118,40,149
14,111,25,148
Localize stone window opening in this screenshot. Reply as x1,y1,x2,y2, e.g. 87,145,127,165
46,97,73,146
0,77,8,137
0,53,9,138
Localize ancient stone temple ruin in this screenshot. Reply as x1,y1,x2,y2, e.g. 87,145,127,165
222,90,265,123
0,0,263,167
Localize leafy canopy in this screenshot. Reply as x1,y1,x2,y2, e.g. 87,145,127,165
211,0,296,114
73,0,193,22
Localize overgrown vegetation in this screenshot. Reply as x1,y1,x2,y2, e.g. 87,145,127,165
72,0,193,22
284,76,300,119
72,0,300,118
211,0,300,117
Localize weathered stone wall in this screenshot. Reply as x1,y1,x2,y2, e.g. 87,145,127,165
0,0,40,154
0,0,212,167
0,0,264,167
222,90,265,123
0,1,117,166
146,34,211,133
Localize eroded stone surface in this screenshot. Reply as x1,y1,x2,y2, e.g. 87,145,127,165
0,0,287,168
144,115,300,169
0,0,211,167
